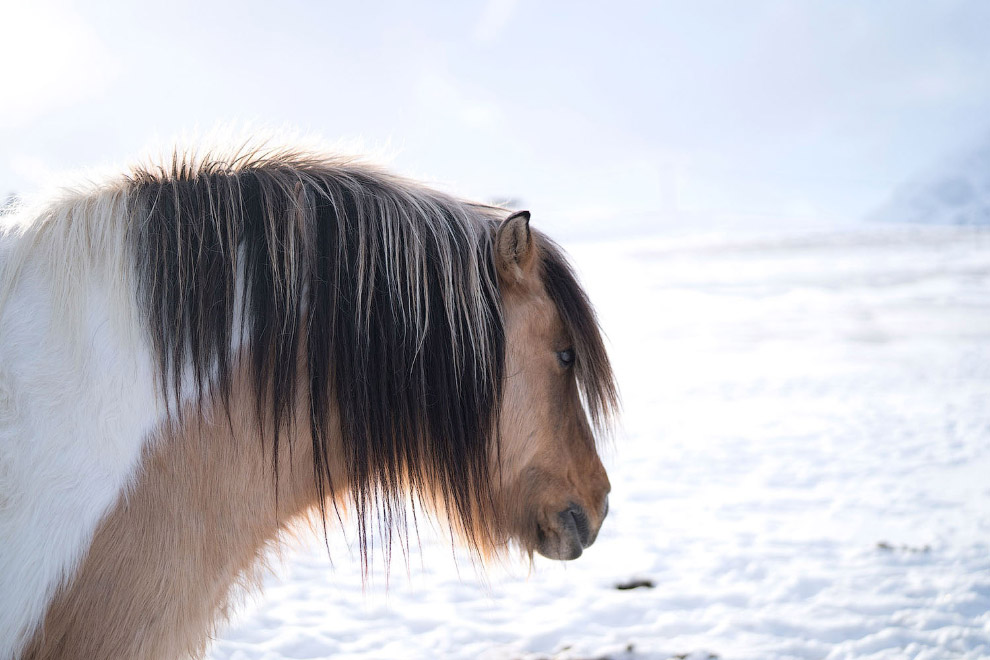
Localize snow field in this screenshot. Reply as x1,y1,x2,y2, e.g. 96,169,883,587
211,225,990,660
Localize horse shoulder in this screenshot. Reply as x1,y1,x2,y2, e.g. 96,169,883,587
0,235,161,660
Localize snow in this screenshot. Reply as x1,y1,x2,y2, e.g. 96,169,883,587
209,224,990,660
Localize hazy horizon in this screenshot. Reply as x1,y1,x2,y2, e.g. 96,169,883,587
3,0,990,239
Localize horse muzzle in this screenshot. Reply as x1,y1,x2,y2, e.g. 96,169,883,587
535,498,607,560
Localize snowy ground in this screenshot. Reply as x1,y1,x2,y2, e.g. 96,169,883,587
209,224,990,660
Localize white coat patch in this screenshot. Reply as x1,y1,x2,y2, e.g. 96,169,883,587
0,208,161,659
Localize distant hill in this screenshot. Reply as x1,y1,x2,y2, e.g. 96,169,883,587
872,139,990,225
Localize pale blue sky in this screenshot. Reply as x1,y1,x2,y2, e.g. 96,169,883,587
3,0,990,238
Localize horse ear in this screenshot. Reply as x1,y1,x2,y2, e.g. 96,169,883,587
495,210,535,284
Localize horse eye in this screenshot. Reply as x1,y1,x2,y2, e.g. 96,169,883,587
557,348,575,368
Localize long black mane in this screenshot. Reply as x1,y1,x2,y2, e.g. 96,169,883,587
126,146,615,564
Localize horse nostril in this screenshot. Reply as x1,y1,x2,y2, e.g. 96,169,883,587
559,502,591,548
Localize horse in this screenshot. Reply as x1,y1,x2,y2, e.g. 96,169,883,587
0,144,617,659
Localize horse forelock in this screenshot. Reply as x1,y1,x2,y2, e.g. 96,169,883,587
539,237,619,435
127,146,507,568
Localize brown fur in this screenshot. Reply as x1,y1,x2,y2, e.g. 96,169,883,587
494,218,611,558
23,365,344,660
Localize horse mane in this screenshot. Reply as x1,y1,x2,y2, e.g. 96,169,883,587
1,143,617,567
125,145,510,566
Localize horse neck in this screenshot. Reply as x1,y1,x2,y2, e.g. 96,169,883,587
24,366,343,660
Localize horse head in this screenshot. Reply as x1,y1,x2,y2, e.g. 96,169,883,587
492,211,615,560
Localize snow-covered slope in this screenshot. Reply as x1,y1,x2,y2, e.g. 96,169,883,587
210,225,990,660
873,141,990,225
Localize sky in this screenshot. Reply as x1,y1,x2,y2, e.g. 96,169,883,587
2,0,990,239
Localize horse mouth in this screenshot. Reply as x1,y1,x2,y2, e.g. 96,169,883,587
534,502,598,561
